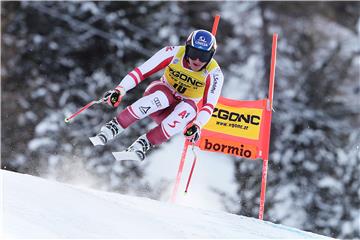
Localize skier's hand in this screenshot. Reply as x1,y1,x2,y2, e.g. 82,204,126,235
184,123,201,143
103,86,126,107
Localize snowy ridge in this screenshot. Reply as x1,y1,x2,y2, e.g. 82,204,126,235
1,170,334,239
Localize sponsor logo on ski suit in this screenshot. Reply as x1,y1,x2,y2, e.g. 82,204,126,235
163,46,219,99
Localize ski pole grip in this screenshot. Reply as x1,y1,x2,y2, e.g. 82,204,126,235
110,91,120,105
185,128,195,137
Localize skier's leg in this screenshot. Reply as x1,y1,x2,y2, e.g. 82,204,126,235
112,133,152,161
123,133,152,161
115,81,177,128
146,99,197,146
143,81,179,125
89,117,125,146
112,99,197,161
91,82,175,146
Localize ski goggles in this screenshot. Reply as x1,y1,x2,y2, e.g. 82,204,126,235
186,46,213,62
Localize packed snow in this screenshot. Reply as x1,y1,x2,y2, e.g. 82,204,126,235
1,170,334,239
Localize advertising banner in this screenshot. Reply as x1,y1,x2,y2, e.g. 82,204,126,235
198,97,270,160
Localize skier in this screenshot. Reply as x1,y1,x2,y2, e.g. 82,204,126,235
90,29,224,161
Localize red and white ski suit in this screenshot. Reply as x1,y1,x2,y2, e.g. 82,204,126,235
115,45,224,146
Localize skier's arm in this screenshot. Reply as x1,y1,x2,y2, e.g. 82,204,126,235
193,67,224,128
117,46,179,92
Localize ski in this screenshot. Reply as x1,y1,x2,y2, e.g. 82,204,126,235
89,135,105,146
112,151,143,161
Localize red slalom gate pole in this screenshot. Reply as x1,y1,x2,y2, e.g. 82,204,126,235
212,15,220,36
259,158,269,220
258,33,278,220
171,15,220,203
171,140,190,202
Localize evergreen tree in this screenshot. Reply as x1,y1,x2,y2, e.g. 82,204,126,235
220,2,360,239
1,1,225,199
1,1,181,197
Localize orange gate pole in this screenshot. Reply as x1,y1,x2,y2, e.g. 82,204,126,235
258,33,278,220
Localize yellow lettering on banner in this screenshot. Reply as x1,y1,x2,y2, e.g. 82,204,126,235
204,103,263,140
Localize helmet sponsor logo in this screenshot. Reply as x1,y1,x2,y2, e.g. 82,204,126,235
195,36,210,47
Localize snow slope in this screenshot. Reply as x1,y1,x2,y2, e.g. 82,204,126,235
146,134,237,211
1,170,334,239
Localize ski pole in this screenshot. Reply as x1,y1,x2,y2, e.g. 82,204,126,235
64,98,103,123
184,143,198,194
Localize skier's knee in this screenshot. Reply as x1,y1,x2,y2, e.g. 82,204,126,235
152,90,171,109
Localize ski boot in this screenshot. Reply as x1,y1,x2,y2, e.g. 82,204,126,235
112,134,152,161
90,117,124,146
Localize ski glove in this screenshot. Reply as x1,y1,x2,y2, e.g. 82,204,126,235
184,123,201,143
103,86,126,107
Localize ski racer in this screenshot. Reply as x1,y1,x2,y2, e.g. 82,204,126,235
90,29,224,161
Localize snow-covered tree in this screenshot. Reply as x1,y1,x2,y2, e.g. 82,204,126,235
219,2,360,239
2,2,358,238
1,1,184,197
1,1,225,198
